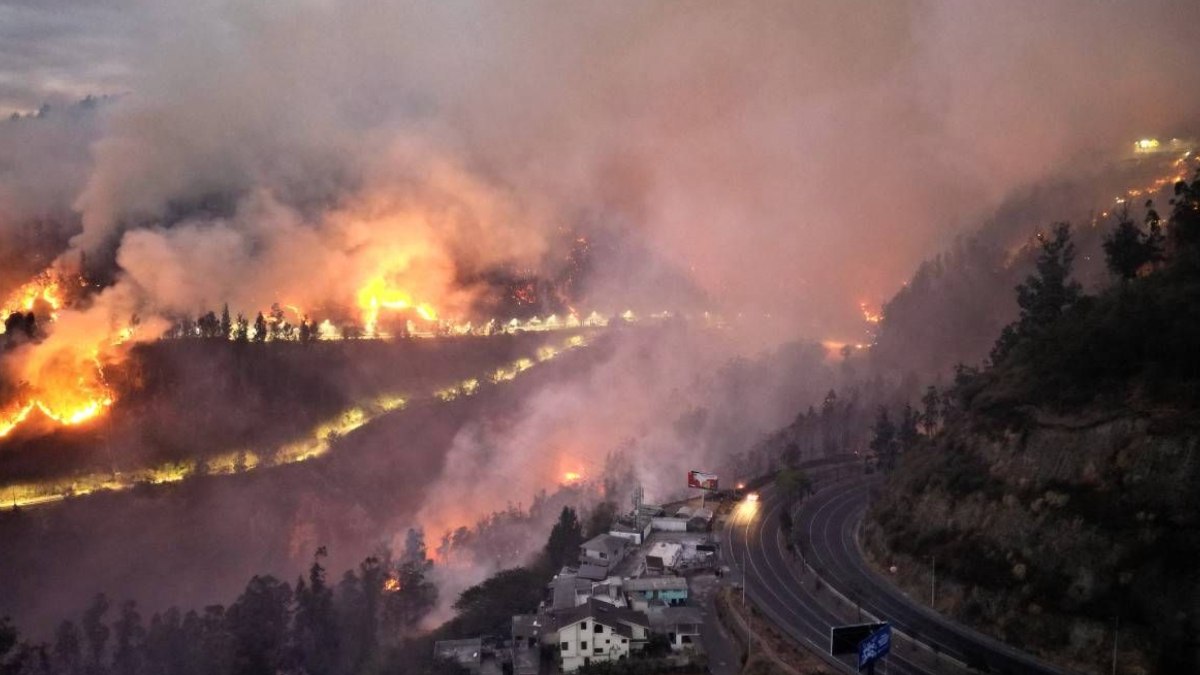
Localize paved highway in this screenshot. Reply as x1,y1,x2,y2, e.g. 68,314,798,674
725,471,1065,674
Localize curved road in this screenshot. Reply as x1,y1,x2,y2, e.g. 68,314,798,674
725,472,1064,674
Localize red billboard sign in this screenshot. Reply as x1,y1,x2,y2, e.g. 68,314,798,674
687,470,719,491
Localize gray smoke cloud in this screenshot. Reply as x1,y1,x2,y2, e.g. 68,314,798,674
4,0,1198,334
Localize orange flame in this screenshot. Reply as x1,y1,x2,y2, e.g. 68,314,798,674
356,275,438,335
0,349,114,438
859,302,882,324
0,276,63,334
0,272,121,439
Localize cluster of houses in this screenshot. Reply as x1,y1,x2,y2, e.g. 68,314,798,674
435,501,719,674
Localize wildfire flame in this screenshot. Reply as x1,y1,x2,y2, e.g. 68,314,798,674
0,346,115,439
0,243,637,442
0,272,118,438
0,275,63,334
356,275,438,336
0,331,596,511
859,302,882,324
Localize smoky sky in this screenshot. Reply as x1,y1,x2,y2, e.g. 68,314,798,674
2,0,1200,340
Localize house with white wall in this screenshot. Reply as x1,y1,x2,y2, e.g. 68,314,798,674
579,534,630,569
553,599,650,672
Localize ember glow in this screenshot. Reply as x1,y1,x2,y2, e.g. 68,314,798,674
859,302,882,324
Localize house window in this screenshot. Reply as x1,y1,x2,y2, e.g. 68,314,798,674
560,642,568,651
621,639,628,644
681,635,693,644
594,648,603,655
580,621,587,630
594,624,603,633
580,642,587,650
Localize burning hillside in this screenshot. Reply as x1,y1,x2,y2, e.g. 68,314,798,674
0,329,607,511
0,206,680,443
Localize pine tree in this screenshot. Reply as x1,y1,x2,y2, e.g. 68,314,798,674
920,385,940,435
220,304,232,340
81,593,110,675
1103,210,1149,280
869,407,898,471
234,314,249,343
386,532,438,633
897,403,920,451
111,601,144,675
227,576,293,675
991,223,1081,364
1170,169,1200,252
293,548,337,675
544,506,584,571
253,313,267,343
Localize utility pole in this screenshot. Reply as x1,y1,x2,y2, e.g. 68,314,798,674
1111,615,1119,675
930,556,937,607
747,609,753,665
741,547,747,606
743,546,753,665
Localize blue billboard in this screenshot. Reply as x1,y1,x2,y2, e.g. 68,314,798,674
857,623,891,671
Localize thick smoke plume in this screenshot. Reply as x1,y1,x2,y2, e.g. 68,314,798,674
4,1,1199,334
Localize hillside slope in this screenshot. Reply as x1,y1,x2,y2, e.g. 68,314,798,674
865,172,1200,673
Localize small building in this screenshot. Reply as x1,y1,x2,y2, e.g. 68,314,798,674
434,638,483,674
550,573,594,610
589,581,628,608
553,599,650,672
577,563,608,582
511,615,545,675
637,504,665,522
687,507,715,532
623,576,689,608
649,516,689,533
648,606,703,652
513,614,548,650
609,519,652,545
512,645,540,675
645,541,684,573
579,534,630,569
